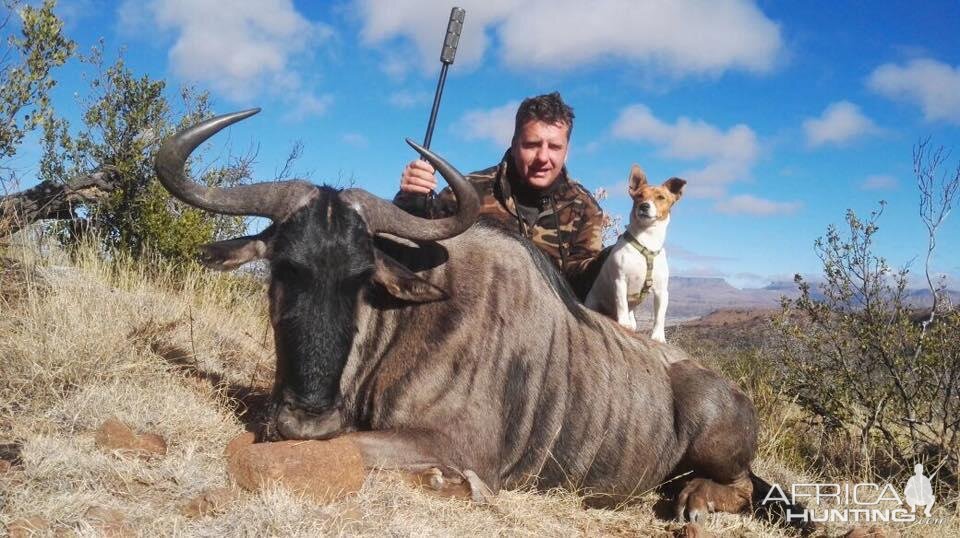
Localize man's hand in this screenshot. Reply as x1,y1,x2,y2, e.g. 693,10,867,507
400,159,437,195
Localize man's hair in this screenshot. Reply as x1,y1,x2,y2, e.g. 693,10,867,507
514,92,575,140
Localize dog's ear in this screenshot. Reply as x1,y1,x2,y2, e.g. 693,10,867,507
663,177,686,199
628,164,648,197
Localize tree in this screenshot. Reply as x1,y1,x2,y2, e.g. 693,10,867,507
0,0,72,163
1,2,254,263
773,143,960,488
48,47,250,260
0,0,79,234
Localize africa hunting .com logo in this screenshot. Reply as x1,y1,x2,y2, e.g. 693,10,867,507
762,464,943,524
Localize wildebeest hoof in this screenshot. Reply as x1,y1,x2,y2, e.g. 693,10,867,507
463,470,495,504
675,477,751,522
423,467,445,490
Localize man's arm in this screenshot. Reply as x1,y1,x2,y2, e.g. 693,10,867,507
394,159,440,217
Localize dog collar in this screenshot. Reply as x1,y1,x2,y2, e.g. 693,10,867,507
622,230,660,304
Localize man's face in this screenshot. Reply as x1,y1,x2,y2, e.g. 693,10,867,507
510,120,570,190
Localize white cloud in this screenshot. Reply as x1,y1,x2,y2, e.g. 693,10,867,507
341,133,369,147
669,245,736,264
610,104,759,198
388,90,431,109
119,0,331,107
453,101,519,147
868,59,960,125
277,93,334,124
859,174,898,191
356,0,783,78
58,0,98,29
714,195,801,216
803,101,879,147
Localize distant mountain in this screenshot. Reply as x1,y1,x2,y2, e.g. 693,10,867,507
904,287,960,306
762,281,799,292
632,276,957,323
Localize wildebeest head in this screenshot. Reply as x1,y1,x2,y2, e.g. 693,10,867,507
154,109,480,439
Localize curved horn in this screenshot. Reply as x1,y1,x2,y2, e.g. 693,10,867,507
155,109,317,221
341,139,479,241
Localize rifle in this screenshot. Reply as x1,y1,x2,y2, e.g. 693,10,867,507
421,7,465,205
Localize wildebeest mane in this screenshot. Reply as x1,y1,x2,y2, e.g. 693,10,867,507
476,216,595,327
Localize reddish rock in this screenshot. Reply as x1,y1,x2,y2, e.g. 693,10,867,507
137,433,167,456
94,419,167,459
7,516,50,538
181,487,237,518
0,459,11,473
225,433,366,503
845,526,898,538
224,431,256,460
84,506,134,537
675,522,712,538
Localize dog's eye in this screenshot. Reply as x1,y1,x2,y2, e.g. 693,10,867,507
656,195,665,201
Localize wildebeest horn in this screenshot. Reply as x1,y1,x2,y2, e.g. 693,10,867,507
339,138,480,241
155,109,318,222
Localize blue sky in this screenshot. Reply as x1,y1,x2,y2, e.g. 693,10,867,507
14,0,960,288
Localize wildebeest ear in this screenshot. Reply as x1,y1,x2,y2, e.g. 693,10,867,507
662,177,686,198
372,250,448,303
628,164,648,197
199,229,273,271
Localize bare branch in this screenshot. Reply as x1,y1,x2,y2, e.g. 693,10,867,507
913,139,960,361
274,140,304,181
0,166,121,236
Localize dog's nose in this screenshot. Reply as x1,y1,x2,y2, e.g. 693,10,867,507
639,202,651,211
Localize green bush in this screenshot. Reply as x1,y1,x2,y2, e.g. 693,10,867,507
772,204,959,490
45,52,248,264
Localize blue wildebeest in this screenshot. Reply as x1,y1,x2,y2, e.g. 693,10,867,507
155,109,767,523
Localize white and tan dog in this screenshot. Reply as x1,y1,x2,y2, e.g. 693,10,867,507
586,165,685,342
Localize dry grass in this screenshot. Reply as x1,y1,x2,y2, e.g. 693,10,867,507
1,234,957,536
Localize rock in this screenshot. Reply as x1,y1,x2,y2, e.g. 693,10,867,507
136,433,168,456
675,522,712,538
0,459,11,473
84,506,134,537
181,487,237,518
95,419,138,450
94,418,167,459
0,442,22,464
225,433,366,503
7,516,50,538
224,431,256,460
845,526,898,538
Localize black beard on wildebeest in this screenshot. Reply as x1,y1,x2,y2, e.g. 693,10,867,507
266,192,374,439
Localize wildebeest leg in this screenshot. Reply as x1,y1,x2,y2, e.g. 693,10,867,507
669,360,758,522
346,431,497,503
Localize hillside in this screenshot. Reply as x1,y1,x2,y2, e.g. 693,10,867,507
0,240,956,537
645,276,958,322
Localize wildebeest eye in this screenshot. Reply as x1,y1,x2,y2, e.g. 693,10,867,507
272,260,310,282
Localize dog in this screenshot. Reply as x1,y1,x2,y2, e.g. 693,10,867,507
586,165,685,342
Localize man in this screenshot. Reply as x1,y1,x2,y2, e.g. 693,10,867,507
394,92,605,298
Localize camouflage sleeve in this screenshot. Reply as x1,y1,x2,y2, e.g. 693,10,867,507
562,192,605,293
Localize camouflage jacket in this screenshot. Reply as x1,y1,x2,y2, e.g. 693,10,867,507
394,151,604,292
